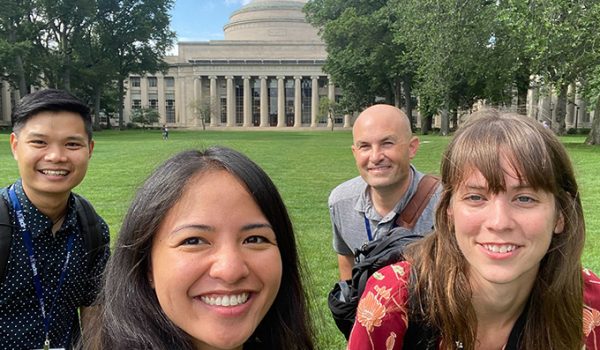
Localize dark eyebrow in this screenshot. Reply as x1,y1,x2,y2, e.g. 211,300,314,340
171,224,213,236
170,223,273,236
242,223,273,231
26,132,87,142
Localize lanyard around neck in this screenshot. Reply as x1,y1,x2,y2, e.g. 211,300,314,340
8,186,75,345
363,215,373,241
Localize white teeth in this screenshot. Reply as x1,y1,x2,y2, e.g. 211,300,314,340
200,293,249,307
483,244,517,253
42,170,68,176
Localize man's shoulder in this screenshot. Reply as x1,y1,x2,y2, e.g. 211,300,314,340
329,176,366,204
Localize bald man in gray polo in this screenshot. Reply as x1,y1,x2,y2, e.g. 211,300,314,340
328,104,440,280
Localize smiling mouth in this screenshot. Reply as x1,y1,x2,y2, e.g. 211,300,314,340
41,170,69,176
200,293,250,307
482,244,517,254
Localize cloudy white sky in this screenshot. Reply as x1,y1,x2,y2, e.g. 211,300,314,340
169,0,251,43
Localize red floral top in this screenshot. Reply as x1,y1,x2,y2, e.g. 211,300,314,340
347,261,600,350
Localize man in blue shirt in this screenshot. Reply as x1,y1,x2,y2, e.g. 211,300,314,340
0,89,109,349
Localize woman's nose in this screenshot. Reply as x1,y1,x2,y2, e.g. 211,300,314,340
208,245,250,284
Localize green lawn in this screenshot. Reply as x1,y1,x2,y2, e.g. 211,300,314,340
1,129,598,349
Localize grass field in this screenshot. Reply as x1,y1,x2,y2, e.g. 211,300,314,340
1,129,598,349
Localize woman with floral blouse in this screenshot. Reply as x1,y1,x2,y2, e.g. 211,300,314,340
348,110,600,350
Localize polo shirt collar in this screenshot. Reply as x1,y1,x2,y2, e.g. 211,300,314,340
354,165,420,222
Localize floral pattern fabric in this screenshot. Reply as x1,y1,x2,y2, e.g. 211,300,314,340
347,261,600,350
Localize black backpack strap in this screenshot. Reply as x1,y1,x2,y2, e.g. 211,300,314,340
0,196,14,285
72,194,105,271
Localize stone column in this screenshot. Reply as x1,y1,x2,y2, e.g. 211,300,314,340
327,78,335,129
576,91,589,127
209,76,218,126
157,75,166,124
226,76,235,127
344,114,351,128
527,84,539,120
538,94,551,123
311,76,319,127
260,76,268,127
2,81,11,123
243,76,252,127
566,83,575,128
294,76,302,128
141,76,149,108
193,76,203,127
194,76,203,103
277,76,285,127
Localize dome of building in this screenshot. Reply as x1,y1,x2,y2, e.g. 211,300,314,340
223,0,321,42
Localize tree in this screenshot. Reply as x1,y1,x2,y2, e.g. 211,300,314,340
130,107,159,129
584,65,600,145
189,96,217,131
305,0,416,123
318,96,337,131
95,0,175,130
522,0,600,135
36,0,96,91
0,0,44,95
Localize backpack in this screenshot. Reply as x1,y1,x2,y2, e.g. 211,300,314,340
328,175,440,339
0,192,105,285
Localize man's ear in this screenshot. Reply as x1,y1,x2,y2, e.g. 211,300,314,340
408,136,420,160
10,133,19,160
88,139,95,159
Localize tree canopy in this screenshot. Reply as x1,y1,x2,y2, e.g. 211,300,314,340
0,0,175,128
305,0,600,142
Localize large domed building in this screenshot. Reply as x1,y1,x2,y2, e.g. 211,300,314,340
123,0,346,128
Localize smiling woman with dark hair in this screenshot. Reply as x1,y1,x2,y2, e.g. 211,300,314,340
348,110,600,350
81,146,315,350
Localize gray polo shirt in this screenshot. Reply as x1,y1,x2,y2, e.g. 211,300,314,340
328,165,440,256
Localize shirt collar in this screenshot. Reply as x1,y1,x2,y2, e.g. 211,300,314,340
12,179,77,238
355,165,420,221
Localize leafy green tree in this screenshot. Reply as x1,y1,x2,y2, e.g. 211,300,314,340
36,0,96,91
0,0,44,95
522,0,600,135
95,0,175,129
305,0,416,124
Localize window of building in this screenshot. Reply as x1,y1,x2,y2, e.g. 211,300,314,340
132,99,141,109
220,97,227,124
149,99,158,109
301,79,312,124
252,79,260,126
166,99,175,123
130,77,141,88
165,77,175,88
148,77,158,88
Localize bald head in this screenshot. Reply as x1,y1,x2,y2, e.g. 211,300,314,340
353,104,412,143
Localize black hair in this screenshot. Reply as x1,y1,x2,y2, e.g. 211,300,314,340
11,89,92,140
82,147,315,350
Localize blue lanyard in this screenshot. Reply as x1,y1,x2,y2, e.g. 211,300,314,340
363,215,373,241
8,186,74,347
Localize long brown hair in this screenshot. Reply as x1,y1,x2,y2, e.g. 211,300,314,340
407,110,585,349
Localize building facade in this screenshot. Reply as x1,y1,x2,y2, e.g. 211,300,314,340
1,0,595,129
124,0,349,129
